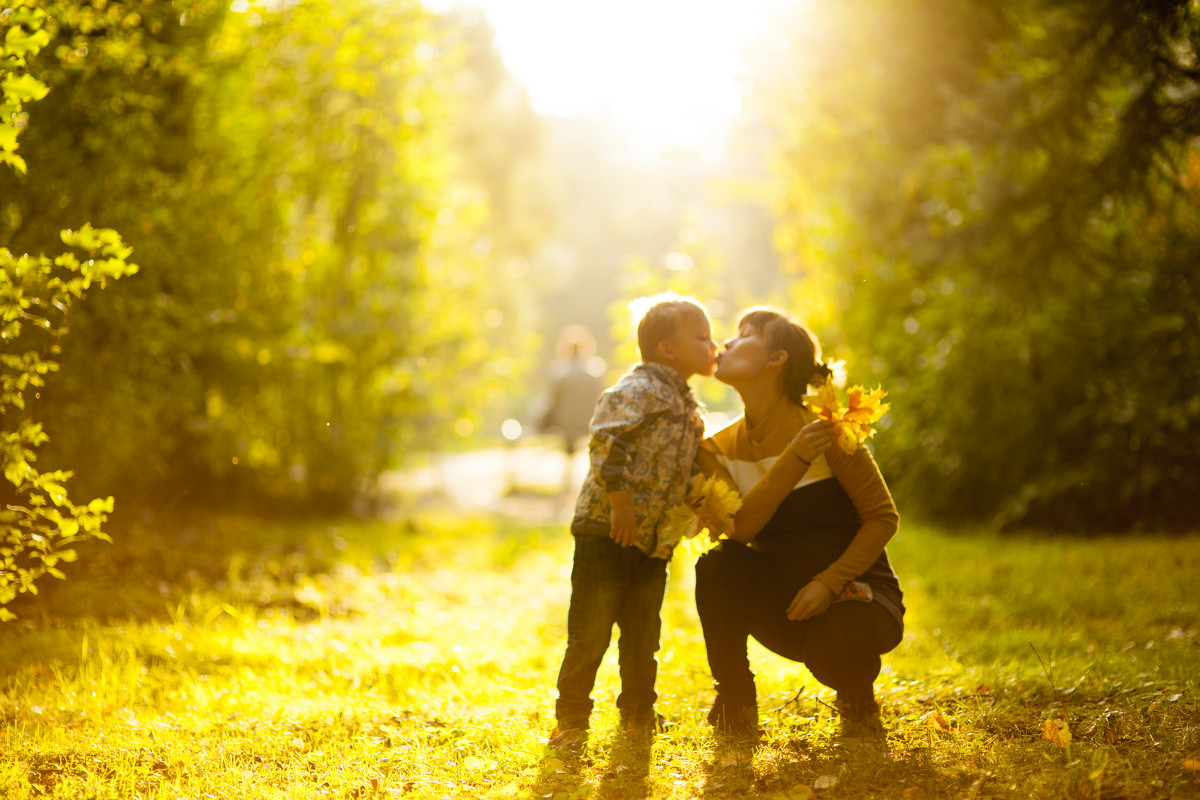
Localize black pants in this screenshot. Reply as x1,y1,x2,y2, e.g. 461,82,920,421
695,540,902,707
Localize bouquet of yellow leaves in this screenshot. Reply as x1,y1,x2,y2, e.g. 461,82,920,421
804,376,890,454
653,474,743,558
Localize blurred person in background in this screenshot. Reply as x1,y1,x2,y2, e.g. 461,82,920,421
540,324,606,493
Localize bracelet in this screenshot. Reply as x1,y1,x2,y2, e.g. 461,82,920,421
791,448,811,465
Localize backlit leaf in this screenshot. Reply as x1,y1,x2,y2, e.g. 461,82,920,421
1042,718,1071,748
803,376,890,453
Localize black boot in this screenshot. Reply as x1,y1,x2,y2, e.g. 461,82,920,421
707,695,759,738
835,688,884,741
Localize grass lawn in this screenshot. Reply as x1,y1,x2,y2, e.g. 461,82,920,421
0,509,1197,799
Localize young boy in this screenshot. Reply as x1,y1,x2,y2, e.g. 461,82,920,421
550,294,718,748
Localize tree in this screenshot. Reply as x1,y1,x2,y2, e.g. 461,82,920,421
751,0,1200,531
2,0,533,512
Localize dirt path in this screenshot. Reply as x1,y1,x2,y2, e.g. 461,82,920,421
379,441,589,523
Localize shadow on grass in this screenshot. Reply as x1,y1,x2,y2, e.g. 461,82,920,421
596,730,653,799
700,736,758,797
528,740,589,800
528,728,654,800
698,728,955,798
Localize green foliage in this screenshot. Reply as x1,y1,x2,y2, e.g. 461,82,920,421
1,3,137,620
752,0,1200,531
0,4,51,174
0,1,538,511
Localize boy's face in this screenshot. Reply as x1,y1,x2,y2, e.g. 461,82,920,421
659,315,718,380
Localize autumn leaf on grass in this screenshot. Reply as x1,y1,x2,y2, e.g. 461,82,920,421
803,376,890,453
923,711,953,735
1042,718,1072,748
653,475,742,558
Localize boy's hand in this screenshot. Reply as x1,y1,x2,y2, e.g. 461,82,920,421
608,490,637,547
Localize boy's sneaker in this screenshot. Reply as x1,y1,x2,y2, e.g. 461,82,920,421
548,725,588,750
835,690,885,742
707,696,759,738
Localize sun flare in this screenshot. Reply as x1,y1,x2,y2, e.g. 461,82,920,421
440,0,802,150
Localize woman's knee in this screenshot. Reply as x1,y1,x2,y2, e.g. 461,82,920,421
695,540,752,583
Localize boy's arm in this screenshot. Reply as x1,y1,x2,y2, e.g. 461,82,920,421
587,381,652,544
588,388,644,493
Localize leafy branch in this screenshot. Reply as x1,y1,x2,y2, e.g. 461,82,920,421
1,5,138,620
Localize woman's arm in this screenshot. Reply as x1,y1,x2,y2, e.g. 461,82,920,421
809,444,899,596
695,418,835,544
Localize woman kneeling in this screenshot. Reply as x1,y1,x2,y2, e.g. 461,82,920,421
695,307,903,741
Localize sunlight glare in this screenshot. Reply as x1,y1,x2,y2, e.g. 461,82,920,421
436,0,795,151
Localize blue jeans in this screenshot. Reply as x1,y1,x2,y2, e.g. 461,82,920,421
554,534,669,729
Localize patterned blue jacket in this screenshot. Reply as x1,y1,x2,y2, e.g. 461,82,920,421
570,362,706,557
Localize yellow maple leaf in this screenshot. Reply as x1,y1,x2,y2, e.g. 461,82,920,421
690,473,742,537
804,379,841,422
803,376,890,453
653,504,698,557
654,475,743,558
1042,718,1072,748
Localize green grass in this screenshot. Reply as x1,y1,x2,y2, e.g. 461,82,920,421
1,511,1198,799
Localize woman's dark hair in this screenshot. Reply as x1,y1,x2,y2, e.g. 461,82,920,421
737,307,831,404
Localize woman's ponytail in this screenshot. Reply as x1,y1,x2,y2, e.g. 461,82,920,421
809,361,833,388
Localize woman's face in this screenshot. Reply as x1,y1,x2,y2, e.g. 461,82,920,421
715,324,778,385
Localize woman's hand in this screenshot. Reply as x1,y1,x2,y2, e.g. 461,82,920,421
789,418,836,465
787,580,835,621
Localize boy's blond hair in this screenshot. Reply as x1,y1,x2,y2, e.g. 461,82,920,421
629,293,710,363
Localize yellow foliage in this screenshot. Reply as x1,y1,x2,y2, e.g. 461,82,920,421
653,474,743,558
803,376,890,453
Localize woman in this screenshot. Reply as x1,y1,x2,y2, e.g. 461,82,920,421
694,307,903,740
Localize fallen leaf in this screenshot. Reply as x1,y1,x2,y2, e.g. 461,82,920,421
543,757,565,773
1042,718,1072,748
923,711,951,734
813,775,838,789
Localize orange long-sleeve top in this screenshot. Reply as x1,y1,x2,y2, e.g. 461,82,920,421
695,395,900,601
